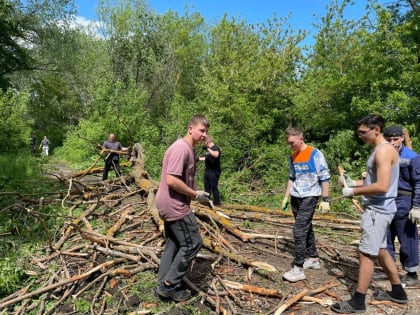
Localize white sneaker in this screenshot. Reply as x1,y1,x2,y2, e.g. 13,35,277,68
283,266,306,282
303,257,321,269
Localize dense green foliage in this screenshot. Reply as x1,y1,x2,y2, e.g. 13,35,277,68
1,0,419,188
0,155,65,295
0,1,418,189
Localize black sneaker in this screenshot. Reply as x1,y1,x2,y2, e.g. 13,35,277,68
154,283,191,302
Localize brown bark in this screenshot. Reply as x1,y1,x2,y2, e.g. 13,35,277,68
274,288,309,315
222,280,281,297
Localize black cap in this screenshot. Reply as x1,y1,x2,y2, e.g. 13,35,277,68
383,125,403,137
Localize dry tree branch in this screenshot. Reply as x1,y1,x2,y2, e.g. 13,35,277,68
274,288,309,315
0,259,121,309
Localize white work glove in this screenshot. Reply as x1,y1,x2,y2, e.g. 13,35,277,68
342,187,354,198
318,201,330,214
195,191,214,209
408,207,420,224
338,174,356,188
282,197,289,212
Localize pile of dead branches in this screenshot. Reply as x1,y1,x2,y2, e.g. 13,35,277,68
0,145,374,314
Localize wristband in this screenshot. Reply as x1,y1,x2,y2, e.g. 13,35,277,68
322,196,330,202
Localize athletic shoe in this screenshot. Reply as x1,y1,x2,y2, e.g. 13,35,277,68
154,283,191,302
401,274,420,288
331,301,366,313
283,266,306,282
373,289,408,304
303,257,321,269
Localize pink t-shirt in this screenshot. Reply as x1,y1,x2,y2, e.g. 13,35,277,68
156,138,197,221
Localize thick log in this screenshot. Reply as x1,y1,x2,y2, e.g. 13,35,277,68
106,205,136,237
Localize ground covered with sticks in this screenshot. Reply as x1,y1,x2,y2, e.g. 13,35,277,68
1,153,420,315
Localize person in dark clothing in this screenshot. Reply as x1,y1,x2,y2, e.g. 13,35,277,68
202,135,221,206
30,133,37,154
383,125,420,287
102,133,127,180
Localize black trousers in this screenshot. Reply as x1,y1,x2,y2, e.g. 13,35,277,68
291,196,319,267
157,213,203,285
204,170,221,205
103,158,121,180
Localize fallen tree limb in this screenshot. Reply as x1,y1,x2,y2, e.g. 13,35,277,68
202,236,276,272
195,207,254,242
370,299,406,308
274,288,309,315
301,296,333,306
222,280,281,297
0,259,121,309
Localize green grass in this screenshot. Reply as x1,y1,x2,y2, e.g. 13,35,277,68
0,154,56,296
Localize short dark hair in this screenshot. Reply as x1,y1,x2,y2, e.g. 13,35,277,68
357,114,385,132
383,125,404,137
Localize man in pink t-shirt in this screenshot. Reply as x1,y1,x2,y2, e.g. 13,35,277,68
154,114,213,302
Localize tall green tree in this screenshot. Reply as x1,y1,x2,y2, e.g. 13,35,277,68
295,0,419,140
0,0,76,90
198,15,304,174
0,89,31,152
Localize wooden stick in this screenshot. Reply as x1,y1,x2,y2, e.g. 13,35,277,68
222,280,281,297
106,206,136,237
91,275,108,314
307,279,340,295
274,288,309,315
202,236,276,272
44,284,76,315
301,296,333,306
370,299,405,308
215,275,241,304
53,203,99,251
183,277,228,314
195,207,253,242
211,278,220,314
0,259,120,309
